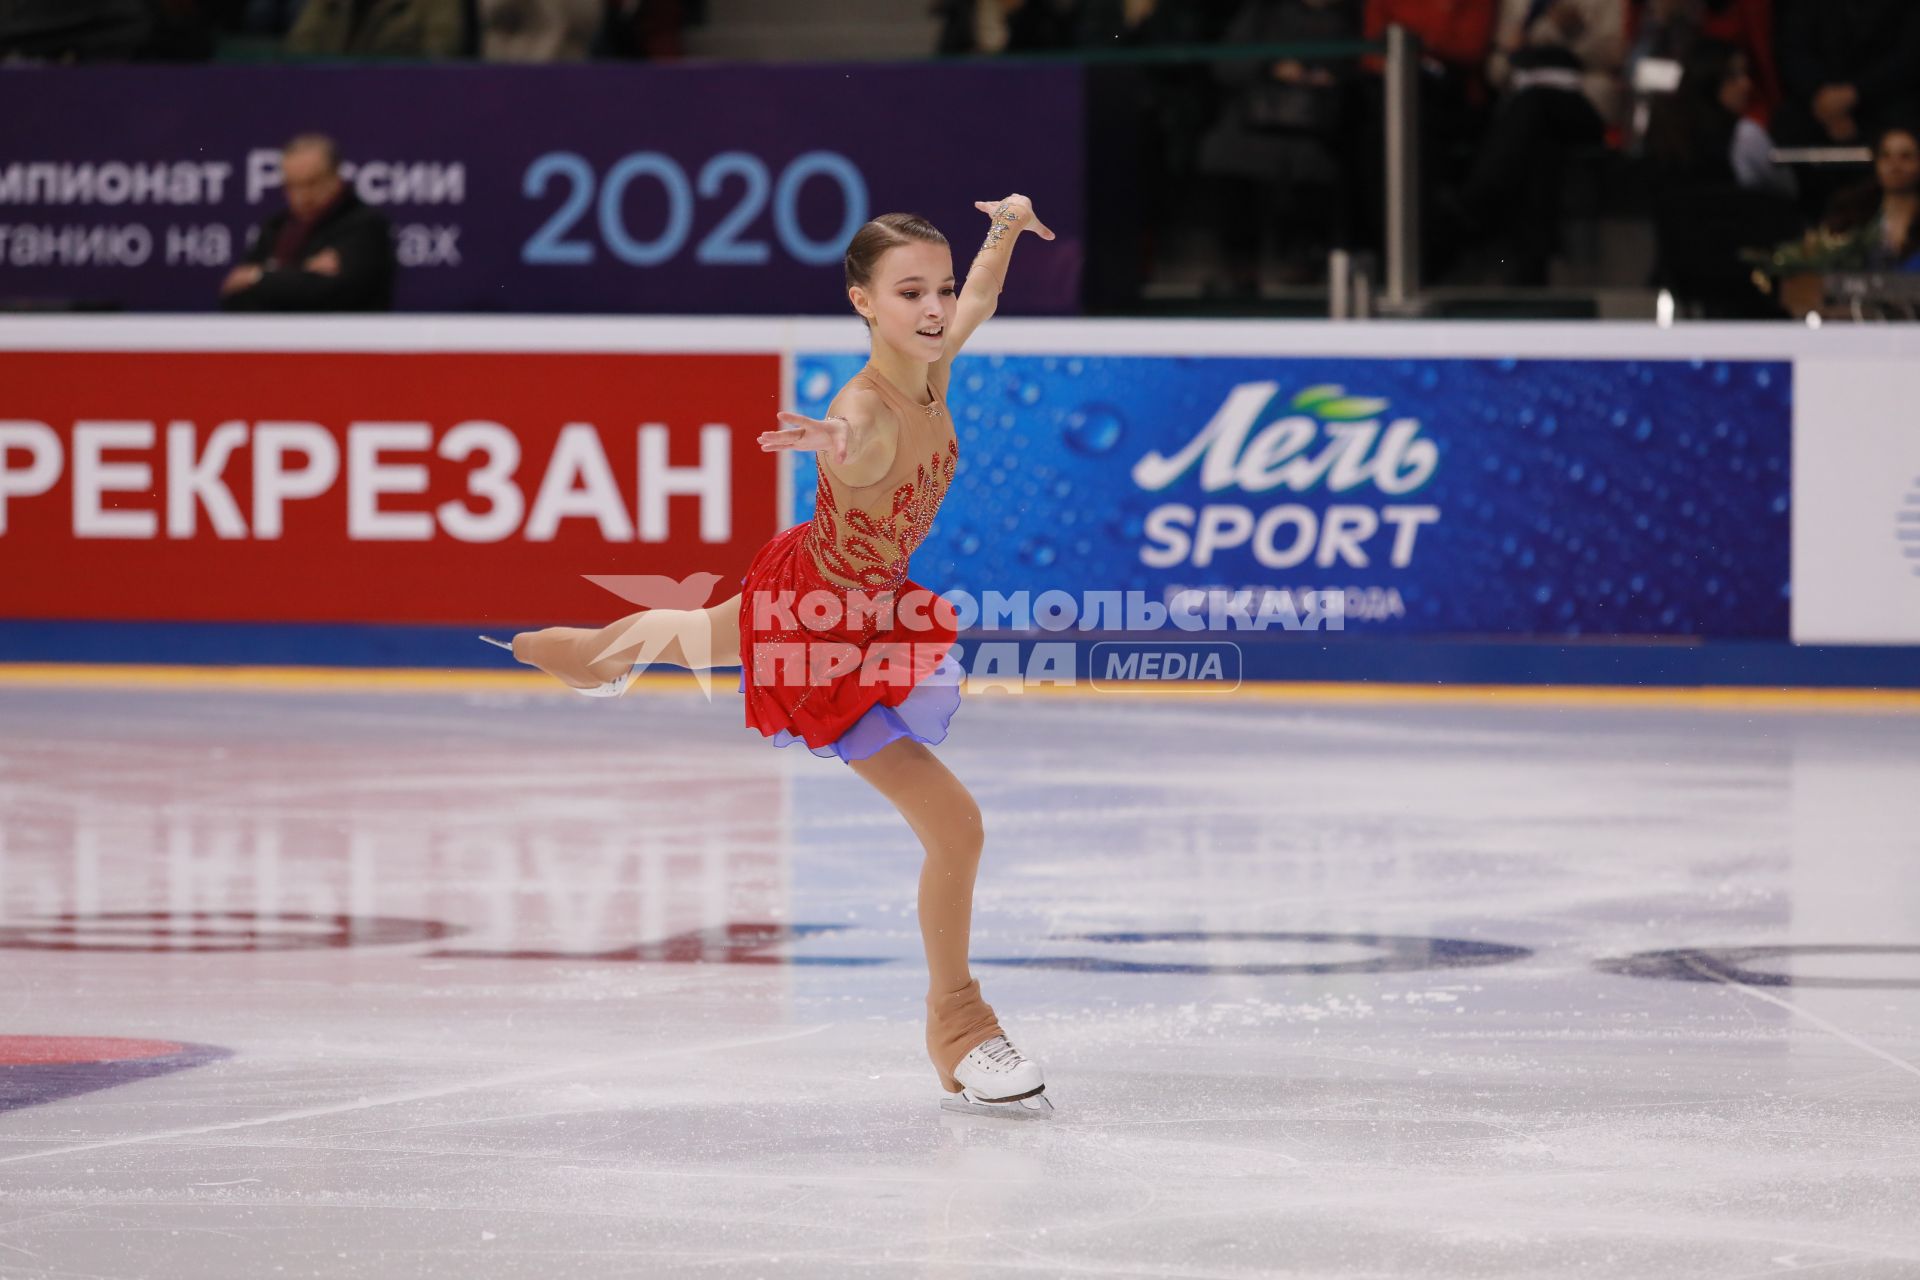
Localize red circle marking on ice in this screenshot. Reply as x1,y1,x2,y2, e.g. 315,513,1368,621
0,1036,188,1065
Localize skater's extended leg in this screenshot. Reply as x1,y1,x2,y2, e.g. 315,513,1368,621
514,593,741,688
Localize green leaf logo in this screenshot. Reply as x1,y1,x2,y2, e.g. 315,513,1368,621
1289,385,1390,420
1315,397,1390,420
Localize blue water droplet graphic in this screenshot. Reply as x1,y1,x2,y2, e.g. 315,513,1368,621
1063,403,1125,457
1020,536,1058,569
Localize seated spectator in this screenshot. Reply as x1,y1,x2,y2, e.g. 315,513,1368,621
1820,124,1920,271
1644,40,1803,312
220,134,397,312
1688,0,1775,119
1646,41,1792,195
0,0,150,61
1196,0,1362,295
1437,0,1626,283
286,0,467,56
1627,0,1779,124
1773,0,1920,149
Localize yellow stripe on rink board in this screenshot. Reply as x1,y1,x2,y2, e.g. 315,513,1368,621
0,663,555,693
1,662,1918,713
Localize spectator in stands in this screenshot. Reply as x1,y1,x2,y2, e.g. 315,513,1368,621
0,0,150,60
1773,0,1920,149
1196,0,1362,295
286,0,468,56
1644,40,1802,312
1436,0,1626,283
1490,0,1624,123
1627,0,1779,123
1646,41,1793,195
219,134,397,311
480,0,598,58
1820,124,1920,271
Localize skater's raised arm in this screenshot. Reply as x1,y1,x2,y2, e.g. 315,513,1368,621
935,194,1055,380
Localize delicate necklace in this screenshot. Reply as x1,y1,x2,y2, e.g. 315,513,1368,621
871,364,941,420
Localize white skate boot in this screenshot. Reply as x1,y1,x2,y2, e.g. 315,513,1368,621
479,634,641,698
939,1034,1055,1118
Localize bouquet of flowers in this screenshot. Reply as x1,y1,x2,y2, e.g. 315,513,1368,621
1740,225,1873,278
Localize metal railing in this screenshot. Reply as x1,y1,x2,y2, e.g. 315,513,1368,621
1381,25,1420,312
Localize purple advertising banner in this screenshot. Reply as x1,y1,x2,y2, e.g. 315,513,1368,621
0,64,1084,314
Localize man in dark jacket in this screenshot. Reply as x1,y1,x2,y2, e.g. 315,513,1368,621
1774,0,1920,148
219,134,396,312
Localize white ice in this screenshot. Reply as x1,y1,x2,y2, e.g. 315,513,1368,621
1,679,1917,1278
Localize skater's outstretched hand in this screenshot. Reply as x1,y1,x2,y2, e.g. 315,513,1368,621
973,194,1055,242
759,411,867,466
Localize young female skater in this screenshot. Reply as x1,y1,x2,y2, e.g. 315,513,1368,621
491,195,1058,1117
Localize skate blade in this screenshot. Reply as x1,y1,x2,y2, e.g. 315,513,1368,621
939,1087,1055,1119
569,660,640,698
480,632,633,697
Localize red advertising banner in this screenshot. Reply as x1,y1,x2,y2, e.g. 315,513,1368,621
0,351,782,626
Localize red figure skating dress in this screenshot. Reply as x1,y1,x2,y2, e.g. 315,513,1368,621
735,364,964,764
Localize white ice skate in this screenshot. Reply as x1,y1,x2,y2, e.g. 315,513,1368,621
939,1034,1055,1118
478,634,640,698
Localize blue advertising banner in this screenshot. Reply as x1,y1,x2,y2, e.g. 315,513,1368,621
0,65,1083,314
792,353,1793,638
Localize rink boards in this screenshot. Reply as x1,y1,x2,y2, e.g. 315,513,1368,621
0,316,1916,687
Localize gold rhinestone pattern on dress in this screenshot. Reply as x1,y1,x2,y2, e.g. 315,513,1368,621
809,435,959,593
803,371,959,596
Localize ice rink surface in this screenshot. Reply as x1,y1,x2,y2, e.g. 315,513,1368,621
1,676,1918,1279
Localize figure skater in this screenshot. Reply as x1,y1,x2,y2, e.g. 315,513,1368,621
483,195,1058,1117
